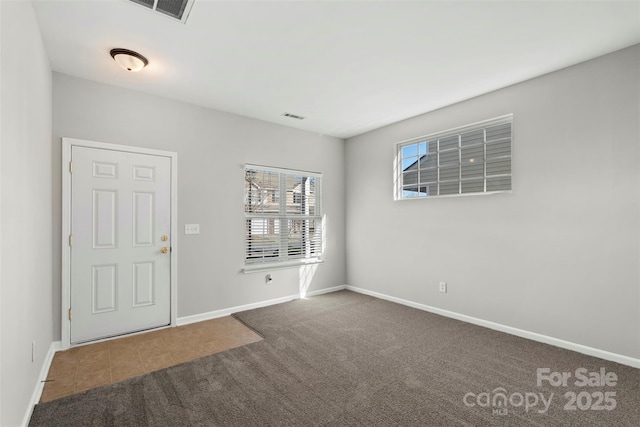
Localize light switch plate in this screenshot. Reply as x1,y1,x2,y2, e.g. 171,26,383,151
185,224,200,234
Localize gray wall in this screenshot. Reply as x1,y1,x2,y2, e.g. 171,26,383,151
345,45,640,359
52,73,346,339
1,1,54,425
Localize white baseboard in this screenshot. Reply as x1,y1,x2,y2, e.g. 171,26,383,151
304,285,347,298
177,285,347,326
346,285,640,369
22,341,62,426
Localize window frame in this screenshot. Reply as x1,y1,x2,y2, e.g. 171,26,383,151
394,114,513,200
243,164,323,273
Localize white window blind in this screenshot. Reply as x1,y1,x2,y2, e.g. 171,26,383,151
396,115,513,199
244,165,323,271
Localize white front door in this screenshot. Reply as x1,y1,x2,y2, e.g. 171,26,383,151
70,146,172,344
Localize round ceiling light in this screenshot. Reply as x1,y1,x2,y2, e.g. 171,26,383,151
110,48,149,72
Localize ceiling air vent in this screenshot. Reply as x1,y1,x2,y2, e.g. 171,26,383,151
129,0,195,24
282,112,306,120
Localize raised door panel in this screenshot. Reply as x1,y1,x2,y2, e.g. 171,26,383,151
133,192,154,247
133,165,155,182
92,264,117,313
132,262,155,307
93,190,118,249
92,161,118,179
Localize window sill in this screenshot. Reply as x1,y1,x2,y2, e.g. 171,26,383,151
243,258,323,274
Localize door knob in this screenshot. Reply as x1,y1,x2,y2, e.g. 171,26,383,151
161,247,169,254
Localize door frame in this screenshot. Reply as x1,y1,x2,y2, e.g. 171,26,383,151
61,137,178,350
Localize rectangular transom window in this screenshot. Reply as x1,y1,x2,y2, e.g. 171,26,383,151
395,115,513,199
244,164,323,271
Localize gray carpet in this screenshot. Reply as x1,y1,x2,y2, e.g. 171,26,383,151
30,290,640,426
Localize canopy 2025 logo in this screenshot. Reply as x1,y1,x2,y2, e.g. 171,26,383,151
537,367,617,411
462,367,618,416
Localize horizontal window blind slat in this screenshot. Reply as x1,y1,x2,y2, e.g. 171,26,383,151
245,164,322,178
245,165,323,266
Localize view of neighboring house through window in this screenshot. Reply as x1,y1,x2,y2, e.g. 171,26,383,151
396,114,513,199
244,165,322,270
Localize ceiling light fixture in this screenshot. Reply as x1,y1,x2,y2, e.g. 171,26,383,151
110,48,148,72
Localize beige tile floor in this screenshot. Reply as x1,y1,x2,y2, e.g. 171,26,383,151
41,316,262,402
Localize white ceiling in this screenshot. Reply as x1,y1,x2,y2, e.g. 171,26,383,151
32,0,640,139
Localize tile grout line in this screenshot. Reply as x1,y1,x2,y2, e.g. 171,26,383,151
161,336,177,365
108,345,113,385
135,337,147,375
72,353,79,395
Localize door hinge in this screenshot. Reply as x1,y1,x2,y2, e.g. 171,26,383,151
69,235,73,246
69,161,72,173
68,308,72,321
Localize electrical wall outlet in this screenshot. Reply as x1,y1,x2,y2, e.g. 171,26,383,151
439,282,447,293
184,224,200,234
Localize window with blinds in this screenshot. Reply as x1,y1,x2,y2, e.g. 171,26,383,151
244,165,323,271
396,115,512,199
